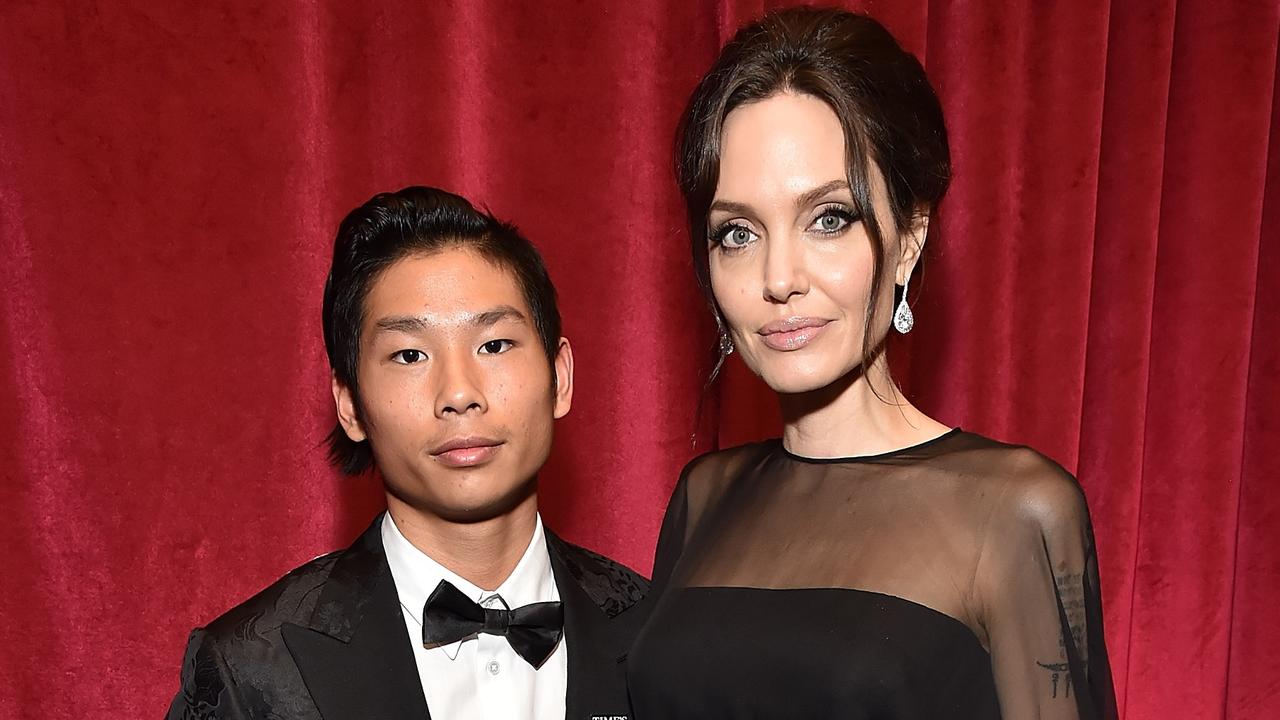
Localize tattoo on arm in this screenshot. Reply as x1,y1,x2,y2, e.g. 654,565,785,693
1035,571,1088,700
1055,571,1087,663
1037,661,1072,699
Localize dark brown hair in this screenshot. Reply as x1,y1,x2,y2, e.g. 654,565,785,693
322,186,561,475
676,6,951,378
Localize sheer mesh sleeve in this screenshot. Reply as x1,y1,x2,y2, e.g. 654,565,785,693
975,456,1117,720
649,447,762,594
648,467,689,595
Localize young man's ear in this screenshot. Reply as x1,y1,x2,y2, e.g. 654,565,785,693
331,372,367,442
552,337,574,419
896,213,929,285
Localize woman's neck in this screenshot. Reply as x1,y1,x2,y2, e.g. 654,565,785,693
779,352,951,459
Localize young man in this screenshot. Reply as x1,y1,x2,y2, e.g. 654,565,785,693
167,187,647,720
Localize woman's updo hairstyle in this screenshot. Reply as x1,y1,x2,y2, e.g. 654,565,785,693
677,6,951,375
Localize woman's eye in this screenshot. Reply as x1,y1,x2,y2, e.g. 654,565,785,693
479,339,514,354
391,349,426,364
811,208,856,235
714,223,759,249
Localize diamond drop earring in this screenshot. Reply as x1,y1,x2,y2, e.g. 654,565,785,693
719,330,735,356
893,275,915,334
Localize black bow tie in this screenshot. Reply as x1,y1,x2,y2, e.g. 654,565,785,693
420,579,564,669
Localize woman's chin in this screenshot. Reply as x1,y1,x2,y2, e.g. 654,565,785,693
759,369,845,396
750,355,868,397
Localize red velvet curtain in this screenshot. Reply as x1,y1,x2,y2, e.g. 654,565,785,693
1,1,1276,717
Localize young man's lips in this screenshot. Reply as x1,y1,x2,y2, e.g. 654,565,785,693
430,438,504,468
757,318,831,351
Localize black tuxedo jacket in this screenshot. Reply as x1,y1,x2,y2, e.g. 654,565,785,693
167,515,648,720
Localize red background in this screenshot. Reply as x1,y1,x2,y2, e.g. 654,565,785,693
2,1,1277,717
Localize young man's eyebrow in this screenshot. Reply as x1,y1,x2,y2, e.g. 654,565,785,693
372,305,528,335
470,305,528,328
373,316,431,335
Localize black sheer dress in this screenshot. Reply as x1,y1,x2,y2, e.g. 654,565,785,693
628,430,1116,719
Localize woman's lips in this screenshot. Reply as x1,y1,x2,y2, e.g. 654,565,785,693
757,318,831,351
430,438,504,468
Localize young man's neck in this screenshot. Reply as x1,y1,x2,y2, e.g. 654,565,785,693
385,492,540,592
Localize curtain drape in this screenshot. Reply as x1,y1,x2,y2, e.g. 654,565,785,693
1,1,1275,717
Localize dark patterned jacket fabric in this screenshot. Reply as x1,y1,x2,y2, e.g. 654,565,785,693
167,515,649,720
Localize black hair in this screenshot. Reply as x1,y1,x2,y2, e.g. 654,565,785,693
321,186,561,475
676,6,951,380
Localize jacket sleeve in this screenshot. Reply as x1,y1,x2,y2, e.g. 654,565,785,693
165,628,251,720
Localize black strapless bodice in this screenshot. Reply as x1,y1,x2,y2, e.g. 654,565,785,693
630,587,999,718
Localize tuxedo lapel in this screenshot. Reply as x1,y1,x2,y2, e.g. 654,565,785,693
548,531,641,720
280,516,430,720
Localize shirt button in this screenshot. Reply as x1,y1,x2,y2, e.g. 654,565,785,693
487,660,500,676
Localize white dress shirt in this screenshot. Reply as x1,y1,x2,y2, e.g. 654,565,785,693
382,512,568,720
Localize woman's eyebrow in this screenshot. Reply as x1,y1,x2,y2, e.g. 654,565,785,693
709,199,754,215
709,179,851,216
794,179,851,208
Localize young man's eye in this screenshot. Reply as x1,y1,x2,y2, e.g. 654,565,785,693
479,339,514,354
391,349,427,364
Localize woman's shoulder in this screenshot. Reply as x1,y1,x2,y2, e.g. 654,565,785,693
662,442,777,532
950,431,1090,532
679,439,777,485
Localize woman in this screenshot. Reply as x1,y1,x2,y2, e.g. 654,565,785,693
627,7,1116,719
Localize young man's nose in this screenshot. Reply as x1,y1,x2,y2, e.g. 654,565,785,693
433,358,488,417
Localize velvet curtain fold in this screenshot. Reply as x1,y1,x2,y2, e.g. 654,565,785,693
1,1,1275,717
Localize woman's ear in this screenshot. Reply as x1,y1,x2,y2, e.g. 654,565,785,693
896,213,929,285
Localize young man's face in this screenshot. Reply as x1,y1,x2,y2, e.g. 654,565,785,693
332,247,572,522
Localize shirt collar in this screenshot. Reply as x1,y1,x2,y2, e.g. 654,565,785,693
381,511,558,660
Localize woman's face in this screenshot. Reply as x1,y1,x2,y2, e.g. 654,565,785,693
707,92,923,394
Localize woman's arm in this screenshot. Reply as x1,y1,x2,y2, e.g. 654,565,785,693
974,456,1118,720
